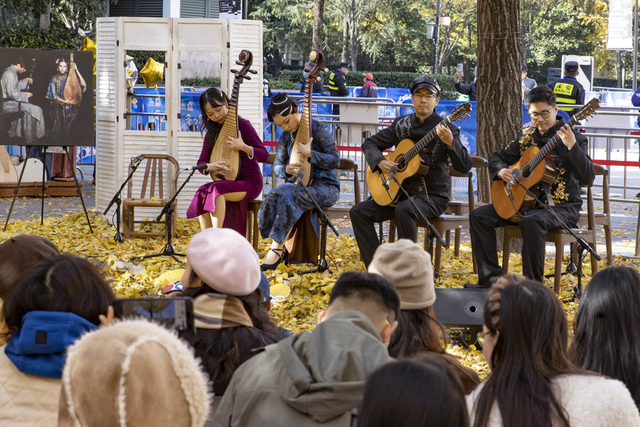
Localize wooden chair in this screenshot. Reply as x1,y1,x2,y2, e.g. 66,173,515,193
578,164,612,265
387,157,489,275
122,154,179,239
501,184,599,294
247,152,276,250
429,156,489,274
324,158,361,219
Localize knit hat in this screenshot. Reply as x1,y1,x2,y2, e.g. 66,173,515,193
368,239,435,309
186,228,261,296
0,235,60,298
59,319,211,427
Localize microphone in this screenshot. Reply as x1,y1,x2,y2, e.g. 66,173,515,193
386,166,398,188
507,168,520,193
132,154,145,167
380,171,388,190
191,164,208,171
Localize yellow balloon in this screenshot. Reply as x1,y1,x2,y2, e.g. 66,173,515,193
140,57,164,89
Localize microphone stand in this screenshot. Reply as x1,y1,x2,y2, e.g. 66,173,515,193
103,156,144,242
512,177,600,301
389,174,448,249
130,168,199,262
296,177,340,275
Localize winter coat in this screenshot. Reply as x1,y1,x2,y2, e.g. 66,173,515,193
213,310,394,426
466,374,640,426
0,311,97,426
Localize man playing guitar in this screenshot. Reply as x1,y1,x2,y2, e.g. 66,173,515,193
467,86,594,288
350,75,472,267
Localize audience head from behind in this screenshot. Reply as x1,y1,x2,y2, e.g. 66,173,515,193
0,254,114,427
3,254,115,378
0,234,60,299
468,275,640,427
58,319,211,427
320,270,399,346
368,239,441,356
570,266,640,409
368,240,480,393
179,228,287,396
359,353,469,427
213,271,399,426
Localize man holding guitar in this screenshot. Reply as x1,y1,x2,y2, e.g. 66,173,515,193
467,86,595,288
350,75,472,267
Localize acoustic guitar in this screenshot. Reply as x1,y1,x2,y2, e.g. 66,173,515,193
209,50,256,181
365,103,472,206
288,51,324,186
491,98,600,221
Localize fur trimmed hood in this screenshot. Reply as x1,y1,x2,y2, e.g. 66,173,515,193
58,319,211,427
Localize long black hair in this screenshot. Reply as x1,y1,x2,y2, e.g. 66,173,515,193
198,87,229,146
179,283,287,395
473,275,577,427
570,266,640,409
359,354,469,427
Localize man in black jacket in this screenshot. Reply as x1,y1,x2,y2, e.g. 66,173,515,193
350,75,472,267
327,62,350,117
467,86,594,287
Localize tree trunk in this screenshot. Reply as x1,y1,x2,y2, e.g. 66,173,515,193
341,19,349,63
350,17,358,70
477,0,522,252
476,0,522,200
312,0,325,53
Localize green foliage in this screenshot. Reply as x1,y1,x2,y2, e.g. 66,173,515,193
181,77,221,88
0,26,77,49
0,0,108,50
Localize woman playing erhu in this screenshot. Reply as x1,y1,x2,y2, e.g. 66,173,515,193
186,88,269,233
258,93,340,270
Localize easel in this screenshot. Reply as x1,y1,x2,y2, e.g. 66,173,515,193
3,144,93,232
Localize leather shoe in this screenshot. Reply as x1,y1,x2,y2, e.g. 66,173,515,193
260,248,287,271
463,282,490,289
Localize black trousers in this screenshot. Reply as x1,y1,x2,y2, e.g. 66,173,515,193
349,195,448,268
469,202,580,285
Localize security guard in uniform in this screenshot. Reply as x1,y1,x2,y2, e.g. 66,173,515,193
327,62,350,117
552,60,584,117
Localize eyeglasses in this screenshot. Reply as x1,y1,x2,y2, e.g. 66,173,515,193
413,93,437,100
528,108,553,120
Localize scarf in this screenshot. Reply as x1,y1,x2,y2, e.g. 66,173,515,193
193,293,254,329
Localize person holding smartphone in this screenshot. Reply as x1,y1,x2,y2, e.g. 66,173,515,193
453,65,477,101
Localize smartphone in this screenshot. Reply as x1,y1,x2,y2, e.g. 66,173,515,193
113,297,195,333
456,63,464,72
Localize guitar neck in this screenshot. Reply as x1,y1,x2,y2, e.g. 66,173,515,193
398,117,451,164
524,115,578,174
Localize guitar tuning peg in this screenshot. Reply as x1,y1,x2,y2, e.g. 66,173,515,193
243,76,252,80
235,60,244,66
231,69,238,73
249,69,258,74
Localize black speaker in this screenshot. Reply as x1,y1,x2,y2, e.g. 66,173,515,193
433,288,489,347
